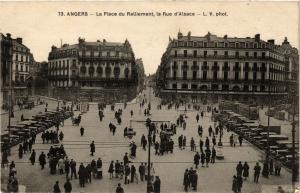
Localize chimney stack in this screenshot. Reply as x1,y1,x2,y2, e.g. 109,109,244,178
255,34,260,42
268,39,275,44
16,38,23,44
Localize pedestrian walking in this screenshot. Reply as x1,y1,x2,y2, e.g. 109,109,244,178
78,163,86,187
274,160,282,176
108,161,114,179
205,148,211,167
253,162,261,183
90,141,95,156
130,165,136,183
38,152,46,170
211,147,216,164
116,183,124,193
53,181,61,193
29,149,36,165
236,161,243,176
232,175,238,193
201,151,205,167
139,163,145,182
80,127,84,136
194,152,200,169
243,162,249,180
64,178,72,193
153,176,161,193
236,175,243,193
183,169,189,192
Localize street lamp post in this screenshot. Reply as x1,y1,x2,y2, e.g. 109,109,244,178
264,67,271,178
146,117,152,193
291,88,297,189
7,35,13,156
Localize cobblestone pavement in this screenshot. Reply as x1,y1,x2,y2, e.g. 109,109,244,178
1,88,296,193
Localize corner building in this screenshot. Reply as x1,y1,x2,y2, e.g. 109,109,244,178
48,38,139,102
157,31,294,104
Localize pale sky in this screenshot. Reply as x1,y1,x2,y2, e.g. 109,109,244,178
0,1,298,74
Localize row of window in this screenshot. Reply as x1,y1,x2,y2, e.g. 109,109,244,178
48,60,130,69
50,50,131,59
172,50,284,61
169,71,284,81
171,61,285,71
172,40,277,50
15,64,29,72
14,54,29,62
170,83,286,92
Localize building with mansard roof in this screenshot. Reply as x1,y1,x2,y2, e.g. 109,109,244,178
156,31,298,104
48,37,139,102
1,33,34,108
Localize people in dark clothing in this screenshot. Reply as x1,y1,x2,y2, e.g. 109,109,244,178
116,183,124,193
53,181,61,193
124,164,130,184
205,148,211,167
211,147,216,164
64,178,72,193
232,175,238,193
18,144,23,159
130,165,136,183
243,162,249,180
39,152,46,169
254,162,261,183
29,149,36,165
139,163,145,182
70,159,77,180
194,152,200,169
236,161,243,176
153,176,161,193
201,151,205,167
123,153,129,166
238,134,243,146
80,127,84,136
90,141,95,156
236,175,243,193
205,137,210,149
108,161,114,179
78,163,86,187
183,169,189,192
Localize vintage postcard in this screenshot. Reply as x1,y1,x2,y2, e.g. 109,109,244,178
0,1,299,193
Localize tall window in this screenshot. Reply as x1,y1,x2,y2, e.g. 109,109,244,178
254,52,257,58
245,52,249,57
213,71,218,80
204,51,207,57
261,72,265,80
193,71,197,80
203,71,207,80
224,51,228,56
193,50,197,57
173,71,176,80
174,50,177,57
253,72,257,81
184,50,187,57
245,72,248,80
224,71,228,81
235,72,239,81
183,71,187,80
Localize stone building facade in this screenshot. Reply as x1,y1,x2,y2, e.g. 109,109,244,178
1,33,34,108
48,38,139,102
156,31,297,104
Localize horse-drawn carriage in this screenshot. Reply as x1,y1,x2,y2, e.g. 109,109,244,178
124,128,136,139
72,115,81,126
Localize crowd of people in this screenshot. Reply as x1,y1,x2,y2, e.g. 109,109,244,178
1,89,293,193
